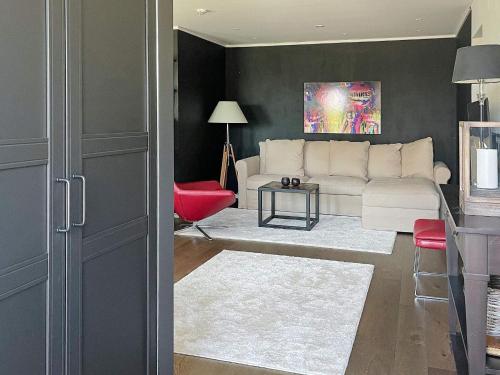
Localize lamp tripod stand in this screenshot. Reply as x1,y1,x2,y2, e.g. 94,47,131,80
208,101,248,188
220,123,237,188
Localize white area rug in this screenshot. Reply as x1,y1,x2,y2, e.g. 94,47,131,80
174,251,374,375
176,208,396,254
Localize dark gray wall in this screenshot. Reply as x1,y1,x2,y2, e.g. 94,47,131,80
174,30,226,182
226,38,459,183
456,12,472,122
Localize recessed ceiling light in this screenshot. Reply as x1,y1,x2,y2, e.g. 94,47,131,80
196,8,210,15
314,24,325,28
415,17,424,21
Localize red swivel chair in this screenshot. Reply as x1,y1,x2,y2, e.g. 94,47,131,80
174,181,236,240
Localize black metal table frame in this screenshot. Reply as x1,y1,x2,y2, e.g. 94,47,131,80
257,183,319,231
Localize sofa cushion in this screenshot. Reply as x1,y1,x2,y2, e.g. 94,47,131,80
308,175,367,196
259,141,267,173
329,140,370,181
401,137,434,180
363,177,440,210
368,143,402,179
304,141,330,177
265,139,305,176
246,174,310,190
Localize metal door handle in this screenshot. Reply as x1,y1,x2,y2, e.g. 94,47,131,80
56,178,71,233
72,174,86,227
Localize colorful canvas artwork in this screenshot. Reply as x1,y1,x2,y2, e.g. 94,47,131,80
304,81,381,134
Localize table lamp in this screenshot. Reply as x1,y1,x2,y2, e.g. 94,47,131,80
453,45,500,189
453,45,500,122
208,101,248,188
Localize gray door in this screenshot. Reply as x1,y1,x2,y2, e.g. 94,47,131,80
0,0,65,374
66,0,154,374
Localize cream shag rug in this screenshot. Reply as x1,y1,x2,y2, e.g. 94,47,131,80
174,250,374,375
176,208,396,254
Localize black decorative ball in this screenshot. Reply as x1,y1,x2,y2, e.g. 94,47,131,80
291,178,301,187
281,177,290,187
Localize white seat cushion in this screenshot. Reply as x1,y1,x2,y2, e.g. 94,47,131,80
246,174,310,190
363,177,440,210
308,175,367,196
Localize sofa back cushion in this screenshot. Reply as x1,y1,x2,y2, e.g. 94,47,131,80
401,137,434,180
329,140,370,181
264,139,305,176
259,141,267,173
304,141,330,177
368,143,402,179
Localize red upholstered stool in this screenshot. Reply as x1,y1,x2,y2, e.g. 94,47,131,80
413,219,447,301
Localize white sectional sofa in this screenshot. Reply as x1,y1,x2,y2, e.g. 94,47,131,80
235,138,451,233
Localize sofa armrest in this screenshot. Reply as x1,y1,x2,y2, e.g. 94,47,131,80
235,156,260,208
434,161,451,184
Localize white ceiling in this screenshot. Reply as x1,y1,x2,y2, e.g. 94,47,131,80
173,0,472,47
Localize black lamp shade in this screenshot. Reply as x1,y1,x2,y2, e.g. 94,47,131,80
452,45,500,84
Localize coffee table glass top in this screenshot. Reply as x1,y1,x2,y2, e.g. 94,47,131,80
258,181,319,192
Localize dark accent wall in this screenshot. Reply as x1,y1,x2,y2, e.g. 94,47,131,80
174,30,226,182
226,38,459,183
456,12,472,122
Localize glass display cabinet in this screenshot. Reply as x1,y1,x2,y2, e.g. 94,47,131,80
460,121,500,216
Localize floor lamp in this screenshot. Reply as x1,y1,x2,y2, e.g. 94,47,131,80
208,101,248,188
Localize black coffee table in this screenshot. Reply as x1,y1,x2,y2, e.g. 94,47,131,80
258,181,320,231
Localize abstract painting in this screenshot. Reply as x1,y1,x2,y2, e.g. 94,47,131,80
304,81,381,134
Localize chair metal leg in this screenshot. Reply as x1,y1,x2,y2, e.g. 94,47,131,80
176,221,228,241
195,224,213,241
199,224,228,229
413,246,420,276
414,246,447,302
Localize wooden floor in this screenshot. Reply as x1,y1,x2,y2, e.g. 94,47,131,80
173,230,456,375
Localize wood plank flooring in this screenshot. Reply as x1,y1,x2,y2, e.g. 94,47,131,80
173,230,456,375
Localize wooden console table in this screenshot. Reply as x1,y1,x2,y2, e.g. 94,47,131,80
440,184,500,374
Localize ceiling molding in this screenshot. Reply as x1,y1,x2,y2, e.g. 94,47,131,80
455,6,472,36
173,26,226,47
226,35,457,48
174,27,457,48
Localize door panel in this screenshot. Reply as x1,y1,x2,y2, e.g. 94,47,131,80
0,0,46,139
0,284,47,375
67,0,151,373
82,238,147,375
0,165,47,269
0,0,64,373
82,152,147,237
81,0,146,135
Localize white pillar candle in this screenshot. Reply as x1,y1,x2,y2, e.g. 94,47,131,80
477,148,499,189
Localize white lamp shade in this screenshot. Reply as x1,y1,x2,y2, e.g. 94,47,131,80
208,101,248,124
